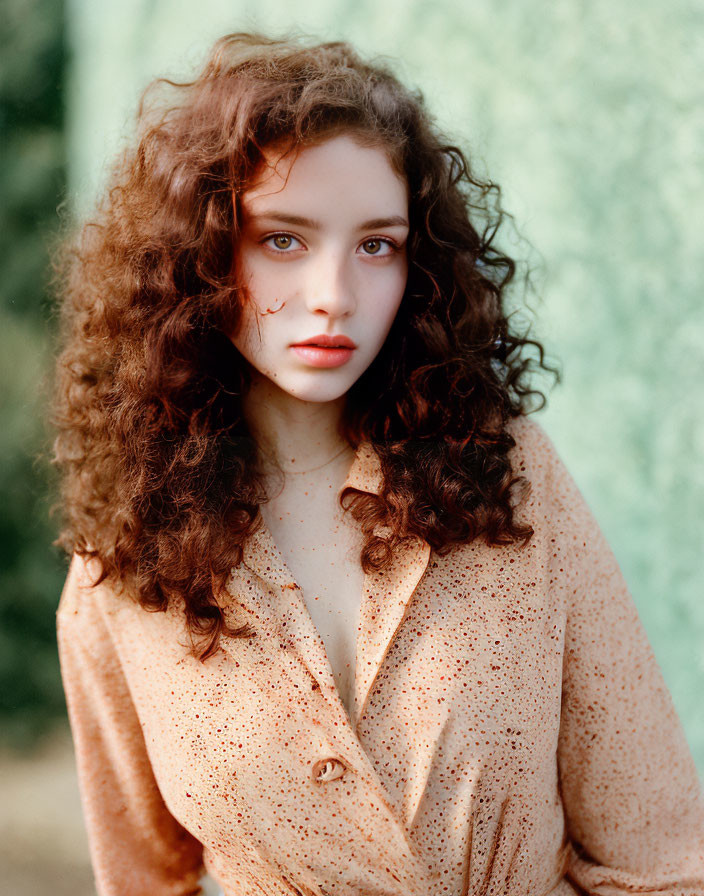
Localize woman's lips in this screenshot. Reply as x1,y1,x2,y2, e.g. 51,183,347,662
290,345,355,368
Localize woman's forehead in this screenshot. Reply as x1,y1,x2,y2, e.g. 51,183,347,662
240,134,408,214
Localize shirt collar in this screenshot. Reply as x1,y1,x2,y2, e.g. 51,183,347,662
340,439,382,497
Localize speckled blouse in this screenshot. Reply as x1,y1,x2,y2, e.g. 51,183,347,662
56,416,704,896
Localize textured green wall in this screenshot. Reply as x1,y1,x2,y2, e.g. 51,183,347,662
67,0,704,770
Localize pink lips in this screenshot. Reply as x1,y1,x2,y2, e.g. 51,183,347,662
290,334,357,368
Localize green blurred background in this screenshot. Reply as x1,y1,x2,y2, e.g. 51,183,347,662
1,0,702,891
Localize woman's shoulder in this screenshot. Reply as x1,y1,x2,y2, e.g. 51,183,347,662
56,551,130,630
56,551,189,651
503,413,585,523
504,413,561,485
505,412,555,457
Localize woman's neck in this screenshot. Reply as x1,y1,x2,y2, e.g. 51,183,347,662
242,371,352,476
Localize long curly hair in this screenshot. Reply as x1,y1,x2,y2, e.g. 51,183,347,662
47,32,559,660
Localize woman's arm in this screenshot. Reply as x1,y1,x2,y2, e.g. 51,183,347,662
56,553,205,896
536,425,704,892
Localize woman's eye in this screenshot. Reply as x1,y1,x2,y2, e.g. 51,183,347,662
360,238,395,256
264,234,301,252
261,234,397,255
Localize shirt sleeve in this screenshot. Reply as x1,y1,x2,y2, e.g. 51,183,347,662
56,552,205,896
536,428,704,893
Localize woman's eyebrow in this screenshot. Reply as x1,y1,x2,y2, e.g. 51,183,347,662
246,211,409,230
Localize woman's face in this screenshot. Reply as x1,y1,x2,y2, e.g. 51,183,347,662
229,133,409,404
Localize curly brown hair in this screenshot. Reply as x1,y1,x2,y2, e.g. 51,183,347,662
46,32,559,660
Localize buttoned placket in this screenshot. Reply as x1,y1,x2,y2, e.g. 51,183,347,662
220,441,441,892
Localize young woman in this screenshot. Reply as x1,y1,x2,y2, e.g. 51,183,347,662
50,31,704,896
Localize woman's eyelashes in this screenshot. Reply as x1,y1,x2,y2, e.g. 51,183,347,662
260,232,402,256
359,237,401,256
262,233,301,252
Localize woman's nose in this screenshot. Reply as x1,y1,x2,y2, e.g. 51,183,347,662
304,250,356,317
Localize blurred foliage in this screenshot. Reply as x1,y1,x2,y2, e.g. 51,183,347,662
0,0,69,750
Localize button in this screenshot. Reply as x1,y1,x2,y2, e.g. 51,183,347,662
311,756,347,783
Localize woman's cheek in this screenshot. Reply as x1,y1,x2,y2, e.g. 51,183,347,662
253,263,300,308
377,264,407,319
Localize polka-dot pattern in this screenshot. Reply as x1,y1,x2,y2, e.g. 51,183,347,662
56,416,704,895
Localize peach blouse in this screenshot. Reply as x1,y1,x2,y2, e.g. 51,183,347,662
56,416,704,896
